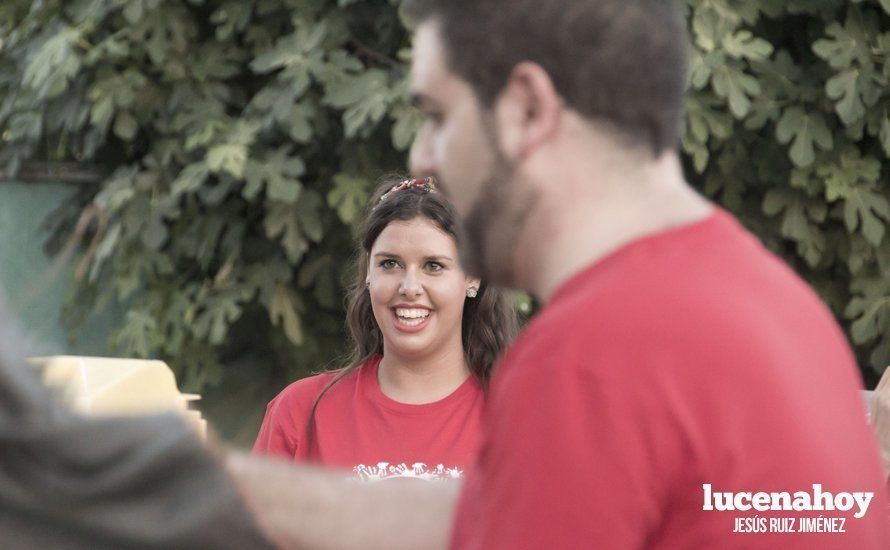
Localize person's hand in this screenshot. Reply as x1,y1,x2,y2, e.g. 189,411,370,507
869,366,890,480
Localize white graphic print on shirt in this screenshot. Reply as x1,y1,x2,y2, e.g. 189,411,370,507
353,462,463,482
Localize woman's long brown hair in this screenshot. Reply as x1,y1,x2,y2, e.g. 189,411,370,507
305,175,519,451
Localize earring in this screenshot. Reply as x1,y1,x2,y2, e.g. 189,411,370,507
466,286,478,298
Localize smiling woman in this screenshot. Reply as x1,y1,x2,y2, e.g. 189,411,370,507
369,217,476,387
253,176,518,481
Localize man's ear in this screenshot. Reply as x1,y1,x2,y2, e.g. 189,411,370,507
494,61,562,159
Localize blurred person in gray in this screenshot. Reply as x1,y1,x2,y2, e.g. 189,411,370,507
0,294,271,549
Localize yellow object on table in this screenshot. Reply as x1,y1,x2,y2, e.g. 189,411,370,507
28,356,206,438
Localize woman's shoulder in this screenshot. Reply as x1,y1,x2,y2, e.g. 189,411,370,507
269,371,340,409
258,372,339,438
268,357,377,410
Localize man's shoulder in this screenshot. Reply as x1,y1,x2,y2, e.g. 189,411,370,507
522,275,667,349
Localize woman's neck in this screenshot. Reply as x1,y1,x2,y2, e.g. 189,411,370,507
377,344,471,405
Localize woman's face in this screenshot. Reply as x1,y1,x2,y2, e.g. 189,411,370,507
368,216,478,361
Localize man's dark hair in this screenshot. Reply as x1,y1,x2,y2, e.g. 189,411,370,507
404,0,688,155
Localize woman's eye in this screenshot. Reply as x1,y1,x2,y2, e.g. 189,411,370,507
380,259,398,269
427,262,443,272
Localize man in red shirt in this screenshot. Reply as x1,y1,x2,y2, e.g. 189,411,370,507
229,0,890,547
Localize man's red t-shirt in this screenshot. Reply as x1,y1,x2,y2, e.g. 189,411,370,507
253,355,483,481
451,209,889,548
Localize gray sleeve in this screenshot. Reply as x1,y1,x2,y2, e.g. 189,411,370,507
0,302,272,549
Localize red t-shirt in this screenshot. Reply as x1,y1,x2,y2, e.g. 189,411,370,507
451,209,889,548
253,355,483,481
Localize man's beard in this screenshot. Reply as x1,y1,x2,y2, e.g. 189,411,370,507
457,135,537,288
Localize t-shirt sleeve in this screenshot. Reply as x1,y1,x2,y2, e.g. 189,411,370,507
252,381,314,460
451,330,684,549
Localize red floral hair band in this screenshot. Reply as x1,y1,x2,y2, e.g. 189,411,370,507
378,177,437,204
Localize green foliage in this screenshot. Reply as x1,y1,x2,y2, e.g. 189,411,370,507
684,0,890,376
2,0,890,412
0,0,412,400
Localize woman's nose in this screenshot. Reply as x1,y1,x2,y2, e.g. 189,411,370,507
399,270,423,298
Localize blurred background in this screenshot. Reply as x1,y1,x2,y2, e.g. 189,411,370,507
1,0,889,447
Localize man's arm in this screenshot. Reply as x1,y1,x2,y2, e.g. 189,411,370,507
226,452,459,550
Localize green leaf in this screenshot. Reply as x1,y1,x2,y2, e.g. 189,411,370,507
826,70,866,125
390,102,424,151
267,173,302,203
210,1,253,41
298,254,331,287
206,144,248,179
22,26,82,99
816,148,881,203
113,111,139,141
8,112,43,141
112,310,158,358
880,109,890,157
267,155,305,204
324,69,393,136
90,223,123,281
295,189,324,242
681,134,710,173
90,95,115,128
813,23,859,69
172,163,210,197
846,278,890,353
142,214,169,251
246,258,293,308
812,11,873,70
243,147,305,203
270,285,304,346
123,0,146,24
775,107,833,168
327,173,369,224
711,65,760,118
689,50,721,90
722,30,773,62
193,291,244,345
185,120,227,151
298,255,338,308
761,188,816,243
250,22,327,73
288,103,314,143
264,202,308,264
844,188,890,246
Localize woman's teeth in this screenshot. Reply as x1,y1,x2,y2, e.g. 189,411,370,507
395,308,430,326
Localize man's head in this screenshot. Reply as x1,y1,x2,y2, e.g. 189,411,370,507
406,0,688,286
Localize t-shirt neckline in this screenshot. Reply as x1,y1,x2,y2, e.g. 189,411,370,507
361,355,481,415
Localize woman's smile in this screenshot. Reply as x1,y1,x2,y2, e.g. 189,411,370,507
392,305,433,331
